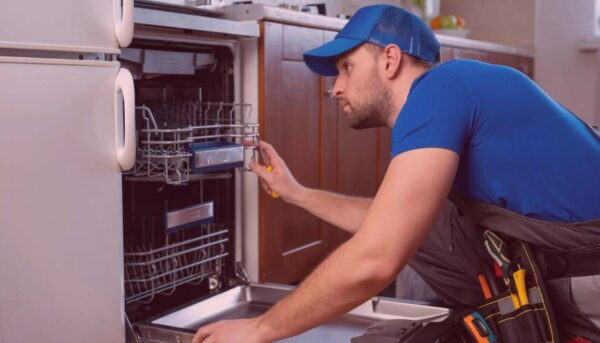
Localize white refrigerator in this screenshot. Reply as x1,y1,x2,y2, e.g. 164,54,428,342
0,1,136,342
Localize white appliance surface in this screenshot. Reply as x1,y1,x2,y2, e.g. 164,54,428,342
0,0,131,53
0,57,125,343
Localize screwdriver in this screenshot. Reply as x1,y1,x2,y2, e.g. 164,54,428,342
255,136,279,199
513,265,529,306
480,261,501,297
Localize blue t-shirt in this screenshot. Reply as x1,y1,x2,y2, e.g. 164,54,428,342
392,59,600,222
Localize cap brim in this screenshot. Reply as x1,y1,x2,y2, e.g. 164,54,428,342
303,37,364,76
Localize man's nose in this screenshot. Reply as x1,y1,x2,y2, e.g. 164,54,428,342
332,77,344,97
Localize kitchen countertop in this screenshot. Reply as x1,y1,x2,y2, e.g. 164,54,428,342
222,4,533,58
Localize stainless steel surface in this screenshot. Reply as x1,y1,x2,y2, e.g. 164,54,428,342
133,103,258,184
124,224,229,304
136,324,195,343
134,7,259,38
138,284,449,342
165,202,214,231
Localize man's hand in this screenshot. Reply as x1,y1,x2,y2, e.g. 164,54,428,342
249,140,305,203
192,318,272,343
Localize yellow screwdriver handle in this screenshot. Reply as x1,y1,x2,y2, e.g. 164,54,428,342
266,165,280,198
514,269,529,306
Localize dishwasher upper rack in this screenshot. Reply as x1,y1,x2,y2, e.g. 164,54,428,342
132,101,259,184
124,222,229,305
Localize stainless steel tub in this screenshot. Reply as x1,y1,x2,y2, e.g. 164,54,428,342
133,283,450,342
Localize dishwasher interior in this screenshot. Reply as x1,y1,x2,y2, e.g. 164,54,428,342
120,35,255,339
119,33,449,343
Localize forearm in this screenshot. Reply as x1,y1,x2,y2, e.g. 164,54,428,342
256,236,394,341
286,187,372,234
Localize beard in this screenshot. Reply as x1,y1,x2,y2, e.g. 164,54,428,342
340,73,393,130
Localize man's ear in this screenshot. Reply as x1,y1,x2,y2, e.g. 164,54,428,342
382,44,402,79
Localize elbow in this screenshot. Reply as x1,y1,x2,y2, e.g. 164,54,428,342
354,256,399,292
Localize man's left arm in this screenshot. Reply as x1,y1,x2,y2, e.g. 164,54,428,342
193,147,459,343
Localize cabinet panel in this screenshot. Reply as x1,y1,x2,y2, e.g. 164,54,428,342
260,22,331,283
283,25,324,61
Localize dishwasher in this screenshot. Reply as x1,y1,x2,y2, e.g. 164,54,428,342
122,4,450,342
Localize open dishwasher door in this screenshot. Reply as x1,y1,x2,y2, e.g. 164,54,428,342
131,283,449,343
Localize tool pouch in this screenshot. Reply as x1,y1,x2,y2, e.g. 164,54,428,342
475,239,560,343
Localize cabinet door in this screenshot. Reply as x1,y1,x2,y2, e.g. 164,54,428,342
259,22,332,283
0,57,125,343
320,31,383,247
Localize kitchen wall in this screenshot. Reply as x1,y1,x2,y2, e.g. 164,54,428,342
534,0,600,126
440,0,535,50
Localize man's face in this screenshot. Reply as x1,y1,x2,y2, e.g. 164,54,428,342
333,45,392,129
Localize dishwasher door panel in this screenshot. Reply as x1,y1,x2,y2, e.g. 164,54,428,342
133,284,450,342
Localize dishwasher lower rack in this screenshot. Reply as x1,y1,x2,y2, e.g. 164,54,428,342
130,101,259,184
131,283,450,343
124,222,229,305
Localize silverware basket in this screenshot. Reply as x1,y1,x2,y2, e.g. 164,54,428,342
124,222,229,305
132,101,258,184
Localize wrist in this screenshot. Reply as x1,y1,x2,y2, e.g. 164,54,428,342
253,316,278,342
285,185,311,206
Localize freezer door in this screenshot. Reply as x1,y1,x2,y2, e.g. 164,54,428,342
0,0,133,53
0,57,125,343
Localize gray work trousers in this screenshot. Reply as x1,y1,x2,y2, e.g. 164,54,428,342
409,195,600,341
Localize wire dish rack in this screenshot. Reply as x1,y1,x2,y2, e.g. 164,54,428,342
133,101,258,184
124,223,229,305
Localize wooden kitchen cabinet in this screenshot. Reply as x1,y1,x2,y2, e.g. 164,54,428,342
258,21,533,284
259,23,388,283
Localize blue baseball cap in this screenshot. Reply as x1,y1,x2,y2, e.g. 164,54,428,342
303,4,440,76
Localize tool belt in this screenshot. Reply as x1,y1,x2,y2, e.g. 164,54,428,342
535,245,600,279
469,231,560,343
354,233,599,343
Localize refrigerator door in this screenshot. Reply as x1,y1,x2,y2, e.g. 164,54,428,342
0,0,133,53
0,57,126,343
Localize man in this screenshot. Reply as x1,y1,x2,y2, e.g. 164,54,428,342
194,4,600,342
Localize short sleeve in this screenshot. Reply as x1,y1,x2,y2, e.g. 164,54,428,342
391,68,476,157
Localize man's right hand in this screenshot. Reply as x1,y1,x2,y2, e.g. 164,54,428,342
248,140,373,234
249,140,305,203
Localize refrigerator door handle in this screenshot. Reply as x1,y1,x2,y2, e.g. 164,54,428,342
115,68,136,171
115,0,134,47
